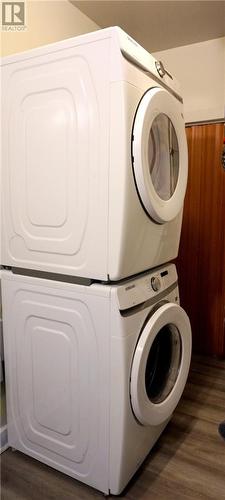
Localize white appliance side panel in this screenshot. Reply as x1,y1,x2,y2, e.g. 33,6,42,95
2,273,110,493
2,38,110,280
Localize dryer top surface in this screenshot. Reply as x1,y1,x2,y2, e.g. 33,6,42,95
1,26,180,97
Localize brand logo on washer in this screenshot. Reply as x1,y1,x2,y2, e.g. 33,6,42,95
125,284,135,291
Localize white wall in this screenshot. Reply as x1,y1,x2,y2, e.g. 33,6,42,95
153,37,225,123
1,0,99,56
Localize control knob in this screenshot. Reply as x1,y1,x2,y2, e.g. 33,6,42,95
151,276,161,292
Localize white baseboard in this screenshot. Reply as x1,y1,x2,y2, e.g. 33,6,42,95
0,424,9,454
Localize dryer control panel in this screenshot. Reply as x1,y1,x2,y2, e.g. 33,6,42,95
116,264,178,310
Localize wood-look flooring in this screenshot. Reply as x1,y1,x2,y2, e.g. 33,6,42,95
1,355,225,499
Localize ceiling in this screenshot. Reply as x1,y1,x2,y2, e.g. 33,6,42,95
72,1,225,52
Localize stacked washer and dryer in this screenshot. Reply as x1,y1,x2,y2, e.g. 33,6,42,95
1,27,192,495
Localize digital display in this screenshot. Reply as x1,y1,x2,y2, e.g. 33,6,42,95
160,270,168,277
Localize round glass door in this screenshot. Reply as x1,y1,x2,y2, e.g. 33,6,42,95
145,323,181,404
148,114,179,201
130,303,192,426
132,87,188,224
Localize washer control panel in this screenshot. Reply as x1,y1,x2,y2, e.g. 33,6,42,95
117,264,177,310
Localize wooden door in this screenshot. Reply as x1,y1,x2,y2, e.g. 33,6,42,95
177,123,225,357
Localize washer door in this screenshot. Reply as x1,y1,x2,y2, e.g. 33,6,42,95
132,87,188,223
130,303,192,426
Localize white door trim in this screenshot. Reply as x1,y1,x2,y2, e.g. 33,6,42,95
130,303,192,426
132,87,188,223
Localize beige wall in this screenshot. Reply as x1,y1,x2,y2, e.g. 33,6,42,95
153,37,225,123
1,0,99,57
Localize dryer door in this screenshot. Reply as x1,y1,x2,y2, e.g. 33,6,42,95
132,88,188,223
130,302,191,426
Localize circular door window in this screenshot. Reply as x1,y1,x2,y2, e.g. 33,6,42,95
145,322,181,404
130,303,192,426
132,87,188,224
148,114,179,201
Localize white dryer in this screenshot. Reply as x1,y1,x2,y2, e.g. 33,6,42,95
1,27,188,281
2,264,191,494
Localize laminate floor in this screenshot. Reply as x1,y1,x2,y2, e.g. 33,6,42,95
1,355,225,500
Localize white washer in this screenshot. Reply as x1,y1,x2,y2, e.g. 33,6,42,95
1,27,188,281
2,264,191,494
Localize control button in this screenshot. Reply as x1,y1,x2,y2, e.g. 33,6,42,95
151,276,161,292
